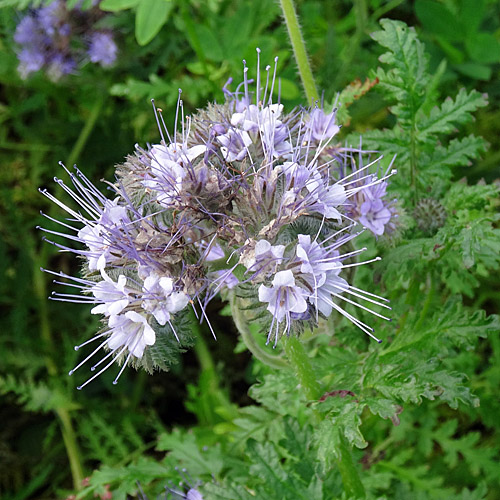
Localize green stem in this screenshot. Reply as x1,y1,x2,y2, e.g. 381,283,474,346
32,247,85,490
336,432,366,499
413,273,435,331
66,94,105,168
56,408,85,489
410,106,418,206
230,295,288,369
279,0,320,104
282,331,366,498
281,335,322,401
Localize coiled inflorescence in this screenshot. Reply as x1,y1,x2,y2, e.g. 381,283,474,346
40,51,396,388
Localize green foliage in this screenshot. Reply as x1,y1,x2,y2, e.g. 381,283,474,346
134,0,172,46
362,19,488,199
415,0,500,80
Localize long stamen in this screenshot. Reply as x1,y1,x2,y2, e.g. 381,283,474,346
77,345,128,390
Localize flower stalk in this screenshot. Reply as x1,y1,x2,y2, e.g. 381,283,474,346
231,295,288,369
279,0,320,104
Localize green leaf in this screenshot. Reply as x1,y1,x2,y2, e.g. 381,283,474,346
99,0,139,11
419,88,488,140
454,62,492,81
157,428,224,477
193,25,223,62
415,0,462,41
466,33,500,64
135,0,172,46
425,135,487,171
460,0,486,36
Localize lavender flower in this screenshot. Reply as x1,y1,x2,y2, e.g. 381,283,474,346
344,153,398,236
14,2,118,80
258,270,308,344
305,107,341,142
40,50,396,387
87,32,118,67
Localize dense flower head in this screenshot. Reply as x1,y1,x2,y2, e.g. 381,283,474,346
40,51,396,387
14,1,117,80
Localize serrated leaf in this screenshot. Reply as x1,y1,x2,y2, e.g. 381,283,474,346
371,19,428,116
419,88,488,140
425,135,487,172
157,428,224,477
135,0,172,46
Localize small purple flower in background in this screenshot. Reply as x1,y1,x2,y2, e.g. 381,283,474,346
17,48,45,79
87,32,118,67
13,1,118,80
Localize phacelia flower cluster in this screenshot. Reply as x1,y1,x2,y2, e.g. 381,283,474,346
40,51,396,388
14,1,117,81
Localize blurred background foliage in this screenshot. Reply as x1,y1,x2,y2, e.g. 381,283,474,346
0,0,499,498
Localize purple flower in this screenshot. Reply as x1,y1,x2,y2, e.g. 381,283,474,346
107,311,155,360
17,48,45,79
296,234,341,277
90,272,131,317
305,108,340,142
40,51,396,389
66,310,156,390
37,1,63,36
14,3,118,80
217,128,252,162
258,270,308,344
260,119,292,158
141,273,189,327
88,32,118,67
77,197,132,271
278,161,347,222
244,239,285,277
46,53,76,81
14,16,41,45
358,182,393,236
344,154,398,236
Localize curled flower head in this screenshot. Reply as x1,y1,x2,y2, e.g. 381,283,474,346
40,50,394,387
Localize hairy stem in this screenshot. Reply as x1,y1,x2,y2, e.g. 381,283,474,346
279,0,320,104
230,295,288,369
